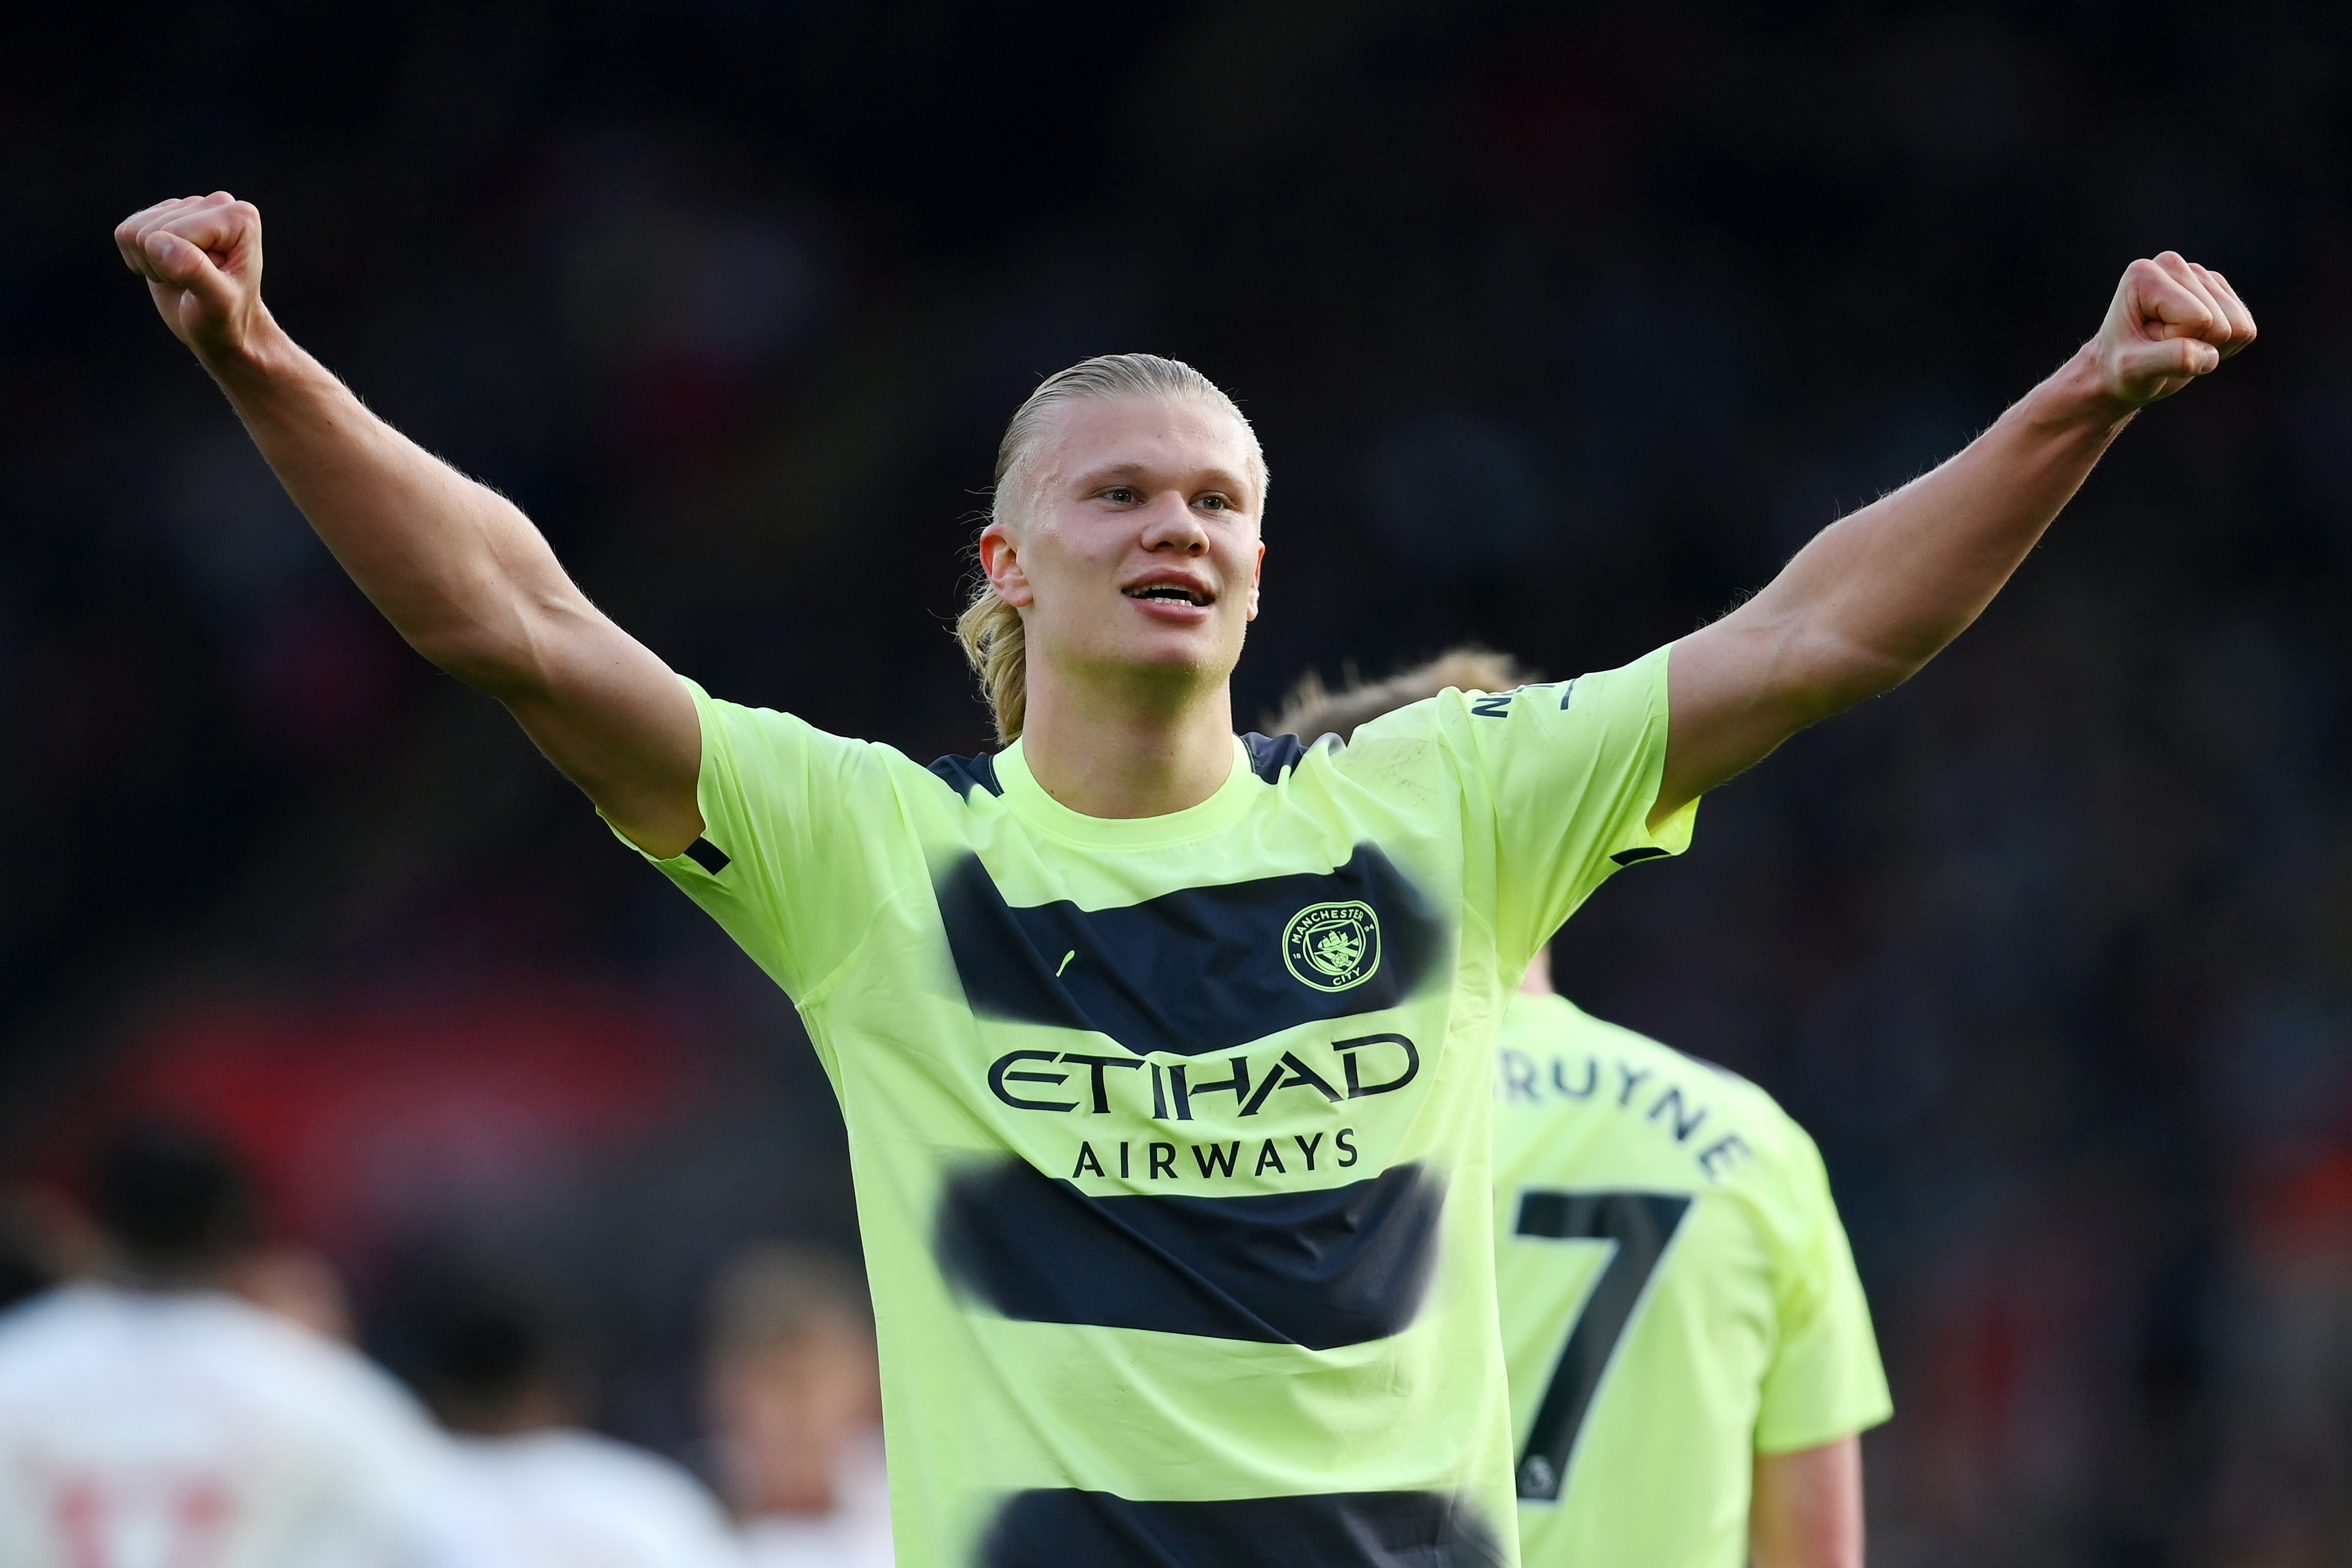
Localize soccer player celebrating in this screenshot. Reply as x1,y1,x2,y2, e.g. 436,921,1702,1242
1279,652,1890,1568
114,190,2250,1567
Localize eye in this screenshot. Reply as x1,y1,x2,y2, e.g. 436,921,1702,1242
1102,486,1139,505
1197,493,1230,511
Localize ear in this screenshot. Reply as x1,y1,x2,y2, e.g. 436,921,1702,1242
1244,538,1265,622
978,521,1034,608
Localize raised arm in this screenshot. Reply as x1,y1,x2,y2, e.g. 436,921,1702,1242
116,193,703,856
1653,253,2255,827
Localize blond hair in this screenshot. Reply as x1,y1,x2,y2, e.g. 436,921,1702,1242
706,1241,872,1361
1270,646,1534,744
954,354,1263,746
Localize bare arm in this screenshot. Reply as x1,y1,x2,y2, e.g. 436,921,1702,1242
1750,1434,1863,1568
1653,254,2256,827
116,193,703,856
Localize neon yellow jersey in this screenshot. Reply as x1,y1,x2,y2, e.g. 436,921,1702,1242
1492,995,1892,1568
624,648,1693,1568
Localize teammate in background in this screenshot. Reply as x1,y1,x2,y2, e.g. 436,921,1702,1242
1277,653,1890,1568
414,1285,745,1568
705,1244,893,1568
114,189,2249,1567
0,1125,501,1567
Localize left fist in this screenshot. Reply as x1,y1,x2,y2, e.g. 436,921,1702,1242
2092,252,2256,407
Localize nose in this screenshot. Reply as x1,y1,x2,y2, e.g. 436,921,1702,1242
1138,493,1208,554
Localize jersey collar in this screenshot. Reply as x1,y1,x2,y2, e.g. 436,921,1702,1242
990,735,1259,849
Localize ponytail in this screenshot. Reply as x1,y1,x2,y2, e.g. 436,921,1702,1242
955,586,1028,745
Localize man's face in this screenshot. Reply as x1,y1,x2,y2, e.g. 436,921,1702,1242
709,1321,880,1517
980,394,1264,694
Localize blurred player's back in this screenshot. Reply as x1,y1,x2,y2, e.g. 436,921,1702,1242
411,1287,742,1568
459,1428,743,1568
1275,650,1891,1567
0,1126,491,1568
0,1283,480,1567
1494,991,1889,1566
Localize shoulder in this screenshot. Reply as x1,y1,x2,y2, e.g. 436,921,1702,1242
482,1430,732,1531
693,686,936,786
1500,997,1822,1175
1284,693,1467,796
1501,994,1702,1080
925,749,1005,799
1529,998,1788,1107
506,1428,713,1492
200,1299,450,1450
0,1288,439,1443
0,1284,107,1372
1238,732,1314,784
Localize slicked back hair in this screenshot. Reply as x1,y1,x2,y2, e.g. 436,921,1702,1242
955,354,1265,747
1270,646,1534,745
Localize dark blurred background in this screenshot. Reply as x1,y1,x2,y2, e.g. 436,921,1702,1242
7,2,2349,1562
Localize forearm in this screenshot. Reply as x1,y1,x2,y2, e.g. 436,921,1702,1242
200,312,584,694
1746,346,2131,714
1750,1435,1863,1568
1652,251,2248,820
117,193,704,852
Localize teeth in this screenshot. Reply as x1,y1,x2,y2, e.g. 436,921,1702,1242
1130,586,1206,605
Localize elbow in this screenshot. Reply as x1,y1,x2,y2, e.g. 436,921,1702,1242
1775,622,1927,725
405,620,553,701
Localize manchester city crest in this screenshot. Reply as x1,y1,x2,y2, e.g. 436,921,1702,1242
1282,900,1382,992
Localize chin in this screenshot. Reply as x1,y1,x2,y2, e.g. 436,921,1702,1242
1098,632,1239,686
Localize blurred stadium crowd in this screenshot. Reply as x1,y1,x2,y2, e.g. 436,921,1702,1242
3,1,2350,1563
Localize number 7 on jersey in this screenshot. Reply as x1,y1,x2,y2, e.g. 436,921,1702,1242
1510,1189,1692,1500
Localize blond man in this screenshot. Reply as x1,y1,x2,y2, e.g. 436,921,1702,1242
116,188,2247,1566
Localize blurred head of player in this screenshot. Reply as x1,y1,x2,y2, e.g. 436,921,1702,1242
91,1122,260,1285
959,355,1268,745
81,1121,354,1337
413,1288,578,1436
704,1243,880,1518
1272,645,1553,1005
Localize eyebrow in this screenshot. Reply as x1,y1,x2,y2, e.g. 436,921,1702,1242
1072,462,1255,500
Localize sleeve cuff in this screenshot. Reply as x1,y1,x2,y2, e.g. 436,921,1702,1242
1608,793,1699,867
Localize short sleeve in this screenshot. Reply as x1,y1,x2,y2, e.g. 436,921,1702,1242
607,680,922,1000
1753,1130,1894,1454
1385,641,1695,969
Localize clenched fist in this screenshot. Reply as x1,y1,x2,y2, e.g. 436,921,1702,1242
114,192,269,365
2090,251,2256,406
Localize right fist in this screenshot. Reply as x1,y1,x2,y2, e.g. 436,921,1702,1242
114,192,267,362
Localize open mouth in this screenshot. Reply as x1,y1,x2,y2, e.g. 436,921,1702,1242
1123,583,1213,606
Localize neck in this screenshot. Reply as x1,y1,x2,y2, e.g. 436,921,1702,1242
1018,660,1237,819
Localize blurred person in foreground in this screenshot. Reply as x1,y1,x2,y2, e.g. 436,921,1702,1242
114,187,2250,1566
414,1284,743,1568
1278,652,1890,1568
706,1245,891,1568
0,1125,498,1567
